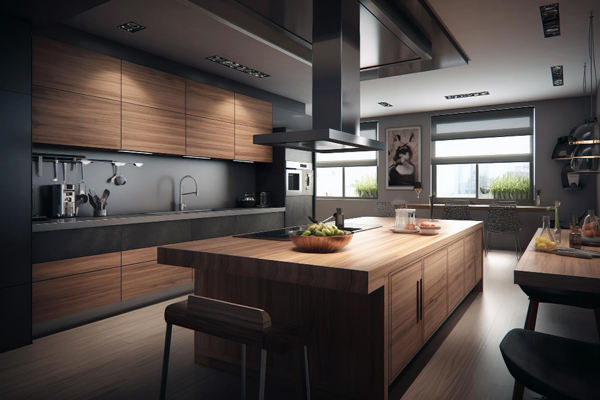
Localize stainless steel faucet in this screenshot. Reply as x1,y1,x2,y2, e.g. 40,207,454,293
178,175,199,211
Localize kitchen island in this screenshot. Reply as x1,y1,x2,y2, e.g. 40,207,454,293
158,217,484,399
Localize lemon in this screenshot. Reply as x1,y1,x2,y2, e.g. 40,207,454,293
536,243,548,250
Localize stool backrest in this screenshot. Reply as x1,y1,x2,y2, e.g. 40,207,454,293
486,203,521,233
375,202,396,217
442,202,472,220
187,295,272,333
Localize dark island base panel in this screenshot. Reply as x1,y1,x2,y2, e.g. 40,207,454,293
33,284,193,338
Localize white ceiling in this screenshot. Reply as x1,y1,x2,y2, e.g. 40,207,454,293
67,0,600,118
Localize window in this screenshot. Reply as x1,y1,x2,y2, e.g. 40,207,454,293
431,108,534,201
316,122,379,198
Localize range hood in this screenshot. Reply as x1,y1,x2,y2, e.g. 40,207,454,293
256,0,387,152
183,0,467,152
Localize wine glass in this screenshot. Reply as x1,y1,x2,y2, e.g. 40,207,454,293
413,182,423,202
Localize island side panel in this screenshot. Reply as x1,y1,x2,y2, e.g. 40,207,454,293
193,270,388,400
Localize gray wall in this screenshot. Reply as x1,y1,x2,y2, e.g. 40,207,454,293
30,25,310,217
317,96,597,249
597,87,599,212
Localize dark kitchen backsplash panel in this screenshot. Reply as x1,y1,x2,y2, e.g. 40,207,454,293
32,145,259,217
32,226,122,263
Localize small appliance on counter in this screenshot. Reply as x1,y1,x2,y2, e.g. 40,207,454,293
238,192,256,208
50,183,76,218
286,161,314,196
258,191,273,208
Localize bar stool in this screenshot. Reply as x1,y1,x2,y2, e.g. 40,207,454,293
375,202,396,217
441,201,472,220
500,328,600,400
160,295,311,400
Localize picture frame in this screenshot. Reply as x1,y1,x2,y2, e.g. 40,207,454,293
386,126,421,190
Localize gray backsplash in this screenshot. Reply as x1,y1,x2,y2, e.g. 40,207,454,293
32,145,259,217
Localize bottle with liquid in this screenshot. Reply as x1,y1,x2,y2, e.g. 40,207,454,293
535,190,541,206
334,208,344,228
535,215,557,251
553,201,561,244
569,215,582,249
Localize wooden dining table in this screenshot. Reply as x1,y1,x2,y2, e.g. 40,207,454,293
514,229,600,294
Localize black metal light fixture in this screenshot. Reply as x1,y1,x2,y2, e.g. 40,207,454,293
568,12,599,173
378,102,393,107
205,56,270,78
551,136,576,160
540,4,560,38
551,65,563,86
444,91,489,100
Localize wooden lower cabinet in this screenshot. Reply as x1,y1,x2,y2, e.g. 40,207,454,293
32,252,122,282
474,230,483,283
464,259,475,293
422,248,448,341
390,260,422,380
447,239,465,312
122,261,192,301
33,267,121,324
465,231,483,289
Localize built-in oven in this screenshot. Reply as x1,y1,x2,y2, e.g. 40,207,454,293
286,161,313,196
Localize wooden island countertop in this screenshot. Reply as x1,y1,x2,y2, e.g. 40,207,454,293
158,217,484,400
158,217,483,294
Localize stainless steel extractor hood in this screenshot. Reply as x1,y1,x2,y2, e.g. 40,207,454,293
182,0,467,152
254,0,386,152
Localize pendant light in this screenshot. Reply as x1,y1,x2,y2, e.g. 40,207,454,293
569,12,600,173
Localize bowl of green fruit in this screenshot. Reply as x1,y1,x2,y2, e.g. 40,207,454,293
289,223,353,253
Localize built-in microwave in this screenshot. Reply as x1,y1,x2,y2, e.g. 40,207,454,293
286,161,314,196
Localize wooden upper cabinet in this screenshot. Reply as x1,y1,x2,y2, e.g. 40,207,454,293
187,115,235,159
234,124,273,163
186,80,234,123
447,239,465,312
390,261,422,381
122,61,185,113
422,248,448,341
234,93,272,130
33,36,121,101
122,103,185,155
32,86,121,149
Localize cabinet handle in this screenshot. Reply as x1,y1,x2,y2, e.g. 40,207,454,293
416,281,419,324
419,278,423,321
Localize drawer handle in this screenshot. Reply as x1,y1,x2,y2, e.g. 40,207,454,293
419,278,423,321
416,280,419,324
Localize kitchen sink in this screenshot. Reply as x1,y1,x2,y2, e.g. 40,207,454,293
145,209,213,215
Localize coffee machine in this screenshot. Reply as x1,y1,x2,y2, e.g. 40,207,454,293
51,184,76,218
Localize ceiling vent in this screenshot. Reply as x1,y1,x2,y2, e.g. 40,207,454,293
206,55,270,78
378,102,393,107
540,4,560,38
117,21,146,33
444,91,489,100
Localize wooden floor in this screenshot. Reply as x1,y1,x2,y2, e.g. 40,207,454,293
0,251,597,400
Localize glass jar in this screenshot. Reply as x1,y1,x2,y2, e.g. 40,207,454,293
581,210,600,246
569,215,582,249
395,208,416,230
535,215,557,251
553,201,561,244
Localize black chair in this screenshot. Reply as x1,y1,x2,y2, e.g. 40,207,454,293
500,328,600,400
485,201,522,259
375,202,396,217
441,201,472,220
160,295,310,400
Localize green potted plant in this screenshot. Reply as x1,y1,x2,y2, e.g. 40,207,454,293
353,175,378,198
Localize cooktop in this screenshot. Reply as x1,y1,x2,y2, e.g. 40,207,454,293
235,223,382,241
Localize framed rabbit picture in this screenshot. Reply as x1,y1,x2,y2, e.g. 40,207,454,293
386,126,421,190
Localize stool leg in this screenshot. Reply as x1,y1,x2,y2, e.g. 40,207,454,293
594,308,600,342
512,380,525,400
485,232,491,256
160,323,173,400
524,300,539,331
259,349,267,400
513,233,520,260
300,346,311,400
241,344,246,400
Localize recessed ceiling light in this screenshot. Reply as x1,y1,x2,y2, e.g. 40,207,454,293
551,65,563,86
206,56,270,78
540,4,560,38
117,21,147,33
445,91,490,100
378,102,393,107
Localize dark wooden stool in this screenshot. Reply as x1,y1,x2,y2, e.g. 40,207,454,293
160,295,310,400
500,328,600,400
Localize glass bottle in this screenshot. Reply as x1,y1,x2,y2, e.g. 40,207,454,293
553,201,561,244
581,210,600,246
569,215,582,249
535,190,541,206
535,215,557,251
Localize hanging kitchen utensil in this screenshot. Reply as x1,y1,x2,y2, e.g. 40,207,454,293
114,165,127,186
53,160,58,182
107,164,117,184
62,162,67,182
101,189,110,210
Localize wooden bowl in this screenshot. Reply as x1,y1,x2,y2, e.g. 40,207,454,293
289,232,353,253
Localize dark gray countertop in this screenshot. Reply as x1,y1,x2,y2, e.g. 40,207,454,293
32,207,286,232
